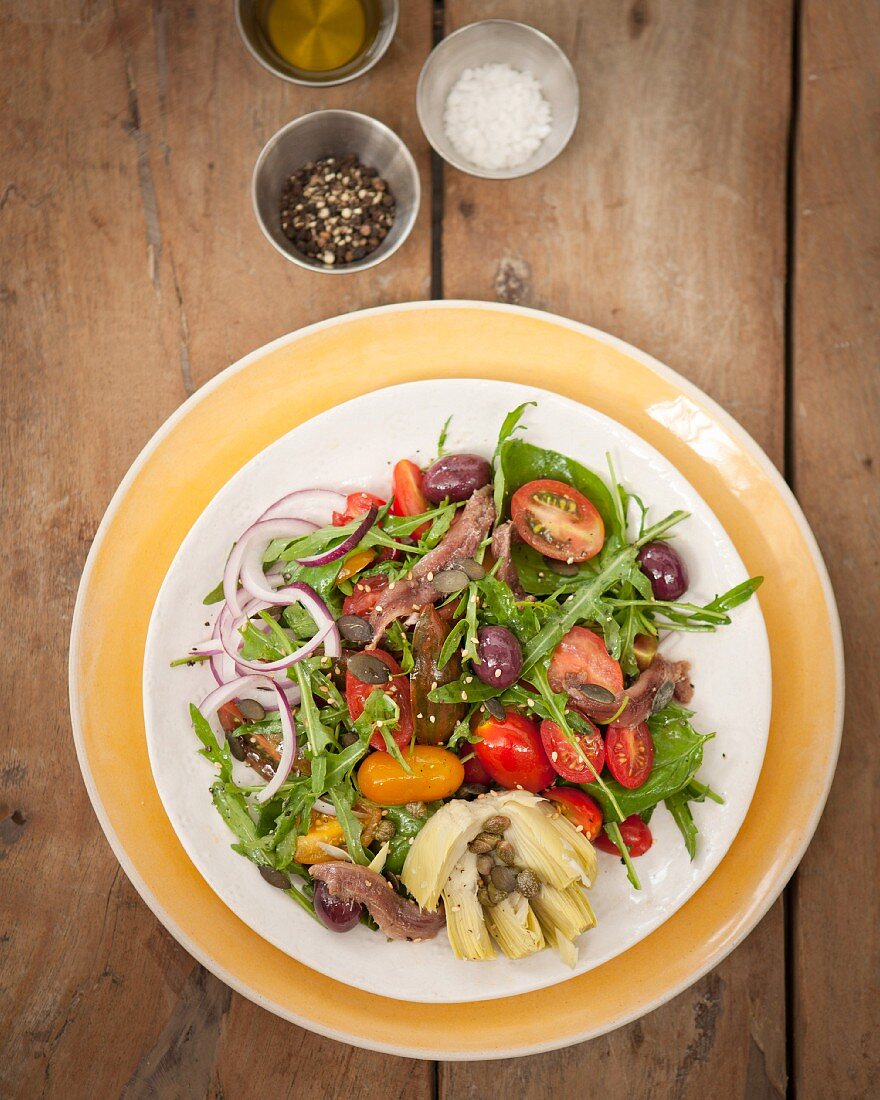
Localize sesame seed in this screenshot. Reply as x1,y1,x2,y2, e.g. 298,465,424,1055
551,751,558,761
416,712,424,719
566,556,574,565
461,691,468,701
465,676,473,684
427,572,434,581
429,715,436,723
494,669,502,678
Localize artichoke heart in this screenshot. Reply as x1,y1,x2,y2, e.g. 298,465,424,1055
401,791,599,965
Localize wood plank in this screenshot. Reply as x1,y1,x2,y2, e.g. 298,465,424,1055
440,1,791,1094
0,1,433,1096
791,2,880,1096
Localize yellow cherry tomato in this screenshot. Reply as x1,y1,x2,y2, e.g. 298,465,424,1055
336,547,377,585
357,745,465,806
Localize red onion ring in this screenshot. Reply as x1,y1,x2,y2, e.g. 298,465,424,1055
259,488,346,523
296,505,377,568
224,518,316,618
198,675,298,803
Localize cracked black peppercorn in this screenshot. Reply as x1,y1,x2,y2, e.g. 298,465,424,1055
279,154,396,267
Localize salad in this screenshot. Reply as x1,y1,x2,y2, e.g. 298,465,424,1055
181,404,761,965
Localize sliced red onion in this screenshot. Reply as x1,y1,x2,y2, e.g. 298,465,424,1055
200,674,275,719
296,505,377,567
255,685,297,803
259,488,347,523
224,518,316,618
312,797,337,817
316,842,353,862
188,638,223,657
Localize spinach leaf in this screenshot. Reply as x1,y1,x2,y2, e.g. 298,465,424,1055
499,437,620,536
589,705,711,823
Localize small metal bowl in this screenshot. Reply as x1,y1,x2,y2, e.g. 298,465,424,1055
252,110,420,274
416,20,579,180
236,0,399,87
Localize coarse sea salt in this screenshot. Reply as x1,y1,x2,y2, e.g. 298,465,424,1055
443,63,552,172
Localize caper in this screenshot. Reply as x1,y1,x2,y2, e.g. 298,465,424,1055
496,839,516,866
459,558,486,581
516,870,541,898
490,865,518,893
338,614,374,644
579,682,617,704
432,568,470,595
487,882,508,905
259,865,290,890
477,886,492,907
405,801,427,819
238,698,266,722
468,832,499,854
455,783,488,801
652,680,676,714
226,731,246,761
482,814,510,836
484,697,506,721
373,819,396,844
546,557,579,577
476,854,494,877
339,729,359,747
348,651,391,685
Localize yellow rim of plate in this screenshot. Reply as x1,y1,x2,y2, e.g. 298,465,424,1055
69,302,843,1060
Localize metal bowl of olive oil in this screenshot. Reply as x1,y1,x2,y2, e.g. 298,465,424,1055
237,0,398,86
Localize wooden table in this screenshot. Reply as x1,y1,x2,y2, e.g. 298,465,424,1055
2,2,876,1096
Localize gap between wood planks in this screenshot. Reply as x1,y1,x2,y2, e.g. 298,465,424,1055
782,2,802,1098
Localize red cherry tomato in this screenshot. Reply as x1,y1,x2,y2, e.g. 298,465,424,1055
540,714,605,783
218,701,245,733
389,459,430,538
548,626,624,698
595,814,653,857
472,709,556,793
345,649,414,751
461,752,492,786
342,573,389,617
605,722,654,789
544,786,603,841
332,491,386,527
510,479,605,562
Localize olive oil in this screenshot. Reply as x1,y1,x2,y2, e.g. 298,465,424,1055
263,0,375,73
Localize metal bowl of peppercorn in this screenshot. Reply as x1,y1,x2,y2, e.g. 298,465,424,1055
252,109,420,274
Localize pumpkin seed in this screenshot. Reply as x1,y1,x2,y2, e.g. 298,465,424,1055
482,814,510,836
338,614,374,644
347,651,391,685
259,866,290,890
579,682,617,704
652,680,676,714
459,559,486,581
490,865,518,893
484,697,506,721
516,870,541,898
432,568,470,595
496,839,516,865
546,557,579,577
226,731,246,762
238,698,265,722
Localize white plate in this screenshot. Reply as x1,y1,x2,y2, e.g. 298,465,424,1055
143,379,771,1005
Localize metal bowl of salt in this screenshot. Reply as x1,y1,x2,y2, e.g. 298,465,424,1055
416,20,579,180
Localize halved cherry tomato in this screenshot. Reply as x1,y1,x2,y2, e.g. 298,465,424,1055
548,626,624,698
389,459,431,538
461,753,492,786
332,491,386,527
472,709,556,793
544,786,604,841
345,649,414,751
511,478,605,562
540,714,605,783
595,814,653,857
336,547,377,585
357,745,464,805
605,722,654,789
342,572,389,617
218,701,245,733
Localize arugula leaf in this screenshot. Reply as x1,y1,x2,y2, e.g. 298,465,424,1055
665,791,698,859
492,402,536,519
603,820,641,889
329,785,370,866
293,662,334,761
211,780,271,867
203,578,226,605
437,618,467,670
437,414,453,456
430,677,501,704
352,689,411,772
190,704,233,783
